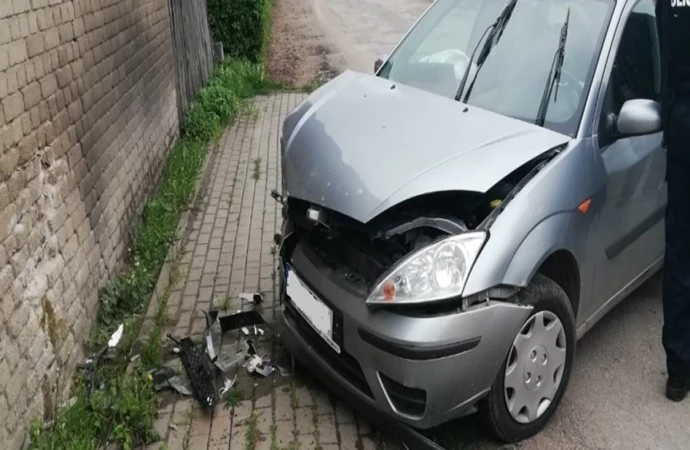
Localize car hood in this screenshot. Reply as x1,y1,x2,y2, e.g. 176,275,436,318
282,70,571,224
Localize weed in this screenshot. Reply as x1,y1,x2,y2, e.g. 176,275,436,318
246,410,261,450
270,424,278,450
302,79,323,93
310,389,322,450
222,387,245,410
290,385,299,411
252,157,262,181
216,295,233,312
241,102,260,119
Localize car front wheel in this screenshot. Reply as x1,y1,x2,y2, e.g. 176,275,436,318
480,273,576,443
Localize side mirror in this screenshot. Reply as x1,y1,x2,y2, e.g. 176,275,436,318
374,54,387,73
616,99,662,137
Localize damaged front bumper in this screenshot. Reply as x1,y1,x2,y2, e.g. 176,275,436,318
278,236,533,440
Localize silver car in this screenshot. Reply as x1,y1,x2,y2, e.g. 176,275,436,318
277,0,665,444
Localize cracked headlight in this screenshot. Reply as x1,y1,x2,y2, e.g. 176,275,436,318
366,232,487,305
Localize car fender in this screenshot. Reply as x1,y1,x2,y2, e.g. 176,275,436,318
502,212,582,289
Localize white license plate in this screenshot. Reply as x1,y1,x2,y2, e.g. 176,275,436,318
286,266,341,354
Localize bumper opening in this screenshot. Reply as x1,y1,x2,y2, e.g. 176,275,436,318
379,372,427,418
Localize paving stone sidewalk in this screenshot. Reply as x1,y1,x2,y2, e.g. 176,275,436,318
149,93,397,450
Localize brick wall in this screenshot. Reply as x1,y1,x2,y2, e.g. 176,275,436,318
0,0,179,446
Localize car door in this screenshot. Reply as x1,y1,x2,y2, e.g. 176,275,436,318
591,0,666,308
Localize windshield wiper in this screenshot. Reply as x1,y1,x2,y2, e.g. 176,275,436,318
535,8,570,127
454,0,518,102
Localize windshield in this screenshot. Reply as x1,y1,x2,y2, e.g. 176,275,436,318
377,0,614,136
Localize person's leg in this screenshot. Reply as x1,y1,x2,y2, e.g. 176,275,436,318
662,101,690,401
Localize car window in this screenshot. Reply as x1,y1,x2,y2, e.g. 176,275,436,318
378,0,614,137
412,0,479,59
599,0,661,136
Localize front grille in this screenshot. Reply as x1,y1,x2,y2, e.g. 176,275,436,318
379,372,427,418
284,300,374,399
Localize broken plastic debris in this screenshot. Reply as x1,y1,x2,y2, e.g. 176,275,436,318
219,375,237,395
108,324,124,348
169,376,193,396
255,363,274,377
214,340,251,373
241,325,264,337
151,367,177,391
205,331,216,362
239,293,263,304
246,354,263,373
207,309,265,332
167,334,218,409
246,339,258,356
203,311,218,362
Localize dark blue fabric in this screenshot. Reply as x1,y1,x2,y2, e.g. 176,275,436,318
657,0,690,378
662,100,690,378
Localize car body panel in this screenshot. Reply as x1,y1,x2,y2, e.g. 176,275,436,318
462,137,600,311
282,70,570,224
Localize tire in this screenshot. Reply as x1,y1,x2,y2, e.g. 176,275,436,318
479,273,576,443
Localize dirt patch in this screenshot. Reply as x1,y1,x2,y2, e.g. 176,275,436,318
266,0,338,87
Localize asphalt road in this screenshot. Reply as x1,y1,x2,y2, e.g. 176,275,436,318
306,1,690,448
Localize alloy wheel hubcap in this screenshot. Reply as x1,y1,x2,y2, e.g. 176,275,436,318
504,311,567,424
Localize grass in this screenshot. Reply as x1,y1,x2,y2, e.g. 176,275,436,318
222,387,245,410
290,385,299,410
216,294,233,312
310,389,322,450
28,58,276,450
252,157,262,181
246,410,261,450
302,79,325,93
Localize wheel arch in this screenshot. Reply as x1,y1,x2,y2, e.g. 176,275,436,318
535,250,581,320
500,212,584,320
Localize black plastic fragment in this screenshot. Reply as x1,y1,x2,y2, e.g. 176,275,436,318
205,309,265,333
150,366,178,390
167,334,218,409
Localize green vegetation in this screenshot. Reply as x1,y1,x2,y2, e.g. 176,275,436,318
246,410,261,450
208,0,274,63
252,157,262,181
222,387,245,410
